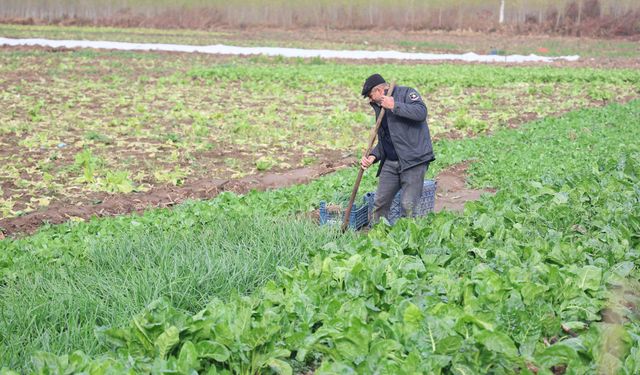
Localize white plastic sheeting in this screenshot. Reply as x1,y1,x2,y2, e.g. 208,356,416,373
0,37,580,63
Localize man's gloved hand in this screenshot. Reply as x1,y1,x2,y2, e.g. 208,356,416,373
360,155,376,170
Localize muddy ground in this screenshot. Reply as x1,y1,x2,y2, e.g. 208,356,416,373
434,161,495,213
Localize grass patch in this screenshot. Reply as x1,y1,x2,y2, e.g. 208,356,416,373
0,212,354,370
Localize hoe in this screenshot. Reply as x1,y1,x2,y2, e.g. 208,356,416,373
342,82,396,232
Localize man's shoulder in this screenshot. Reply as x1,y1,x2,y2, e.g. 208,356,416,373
394,85,420,95
394,85,424,103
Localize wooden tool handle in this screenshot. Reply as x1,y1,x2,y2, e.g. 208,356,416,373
341,82,396,232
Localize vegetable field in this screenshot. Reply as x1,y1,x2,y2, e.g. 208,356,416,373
1,45,639,221
1,24,639,374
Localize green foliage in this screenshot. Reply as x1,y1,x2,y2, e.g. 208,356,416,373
188,62,640,92
0,213,352,370
3,99,639,372
24,150,640,372
255,156,277,171
102,170,135,193
73,148,99,183
27,99,45,123
153,167,189,186
453,108,489,134
73,150,136,192
588,85,614,102
84,130,113,144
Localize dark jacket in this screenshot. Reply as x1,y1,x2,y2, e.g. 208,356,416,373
369,85,435,176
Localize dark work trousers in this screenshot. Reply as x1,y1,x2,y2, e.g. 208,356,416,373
372,160,429,223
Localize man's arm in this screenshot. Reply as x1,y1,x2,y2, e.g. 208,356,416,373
362,141,383,169
392,89,427,122
370,142,382,161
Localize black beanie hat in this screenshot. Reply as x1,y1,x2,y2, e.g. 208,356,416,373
361,73,386,97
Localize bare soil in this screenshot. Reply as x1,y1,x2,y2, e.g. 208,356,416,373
434,161,496,213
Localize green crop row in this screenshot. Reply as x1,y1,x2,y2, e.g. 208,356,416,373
188,61,640,90
23,157,640,373
1,98,638,372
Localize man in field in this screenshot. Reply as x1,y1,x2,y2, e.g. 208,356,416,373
360,73,435,223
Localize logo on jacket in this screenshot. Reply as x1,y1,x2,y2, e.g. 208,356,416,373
409,92,420,101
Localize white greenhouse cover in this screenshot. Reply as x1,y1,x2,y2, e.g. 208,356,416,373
0,37,580,63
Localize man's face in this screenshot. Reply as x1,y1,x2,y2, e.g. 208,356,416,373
368,85,385,104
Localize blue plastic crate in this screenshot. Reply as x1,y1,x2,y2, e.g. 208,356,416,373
319,197,370,230
365,179,437,225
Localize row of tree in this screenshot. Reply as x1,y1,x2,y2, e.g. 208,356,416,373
2,0,639,36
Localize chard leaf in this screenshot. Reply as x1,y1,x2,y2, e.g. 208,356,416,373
267,358,293,375
476,331,518,358
196,340,231,362
155,326,180,358
177,341,199,373
576,265,602,291
536,344,579,368
403,303,424,332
